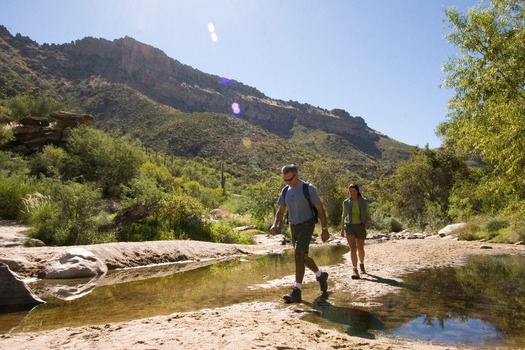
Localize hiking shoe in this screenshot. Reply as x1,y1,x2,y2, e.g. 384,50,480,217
351,268,360,280
283,287,302,303
359,263,366,275
316,272,329,293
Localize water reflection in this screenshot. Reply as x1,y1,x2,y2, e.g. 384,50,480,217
0,245,348,334
301,297,384,339
2,249,524,348
394,314,503,346
381,254,525,348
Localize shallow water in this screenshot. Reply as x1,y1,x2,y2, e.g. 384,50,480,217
2,248,524,348
303,254,525,348
0,245,348,333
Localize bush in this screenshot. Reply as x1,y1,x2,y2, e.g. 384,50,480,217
65,127,146,197
29,145,67,178
26,180,103,245
485,216,510,233
389,217,404,232
0,171,39,220
209,222,255,244
116,218,176,242
371,209,404,232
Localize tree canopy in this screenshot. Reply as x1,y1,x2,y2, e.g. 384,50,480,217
439,0,525,198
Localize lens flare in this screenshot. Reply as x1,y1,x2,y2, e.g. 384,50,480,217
231,102,241,115
208,22,218,42
221,77,231,85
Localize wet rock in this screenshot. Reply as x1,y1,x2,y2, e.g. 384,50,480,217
41,248,108,279
0,262,44,311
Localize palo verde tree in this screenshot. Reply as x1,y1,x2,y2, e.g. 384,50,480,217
439,0,525,203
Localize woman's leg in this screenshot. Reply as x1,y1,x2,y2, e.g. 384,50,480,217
356,238,365,265
346,234,358,268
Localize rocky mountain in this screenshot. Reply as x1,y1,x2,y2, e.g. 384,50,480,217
0,25,413,178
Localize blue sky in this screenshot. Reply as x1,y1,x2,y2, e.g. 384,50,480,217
0,0,481,148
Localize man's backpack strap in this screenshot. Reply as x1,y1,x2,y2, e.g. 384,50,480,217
302,182,319,223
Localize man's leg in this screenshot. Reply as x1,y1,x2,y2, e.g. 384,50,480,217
295,249,308,283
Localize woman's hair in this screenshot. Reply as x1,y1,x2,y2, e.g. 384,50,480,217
348,183,362,198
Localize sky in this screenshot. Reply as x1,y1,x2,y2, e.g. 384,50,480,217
0,0,482,148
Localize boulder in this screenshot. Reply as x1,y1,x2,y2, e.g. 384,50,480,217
438,223,467,237
0,262,44,311
41,248,108,279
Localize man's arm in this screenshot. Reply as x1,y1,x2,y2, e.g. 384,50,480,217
315,203,329,242
270,206,286,235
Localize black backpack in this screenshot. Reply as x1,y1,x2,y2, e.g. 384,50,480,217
281,182,319,223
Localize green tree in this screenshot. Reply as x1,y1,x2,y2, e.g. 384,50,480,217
302,159,355,226
387,147,469,230
244,175,282,226
439,0,525,198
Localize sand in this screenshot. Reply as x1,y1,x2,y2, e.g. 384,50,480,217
1,222,524,350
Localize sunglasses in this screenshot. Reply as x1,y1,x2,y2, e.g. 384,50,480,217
283,173,296,182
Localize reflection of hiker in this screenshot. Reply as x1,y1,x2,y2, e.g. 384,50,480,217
340,183,371,280
270,164,330,303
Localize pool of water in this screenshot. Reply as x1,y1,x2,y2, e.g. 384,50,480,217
0,245,348,333
384,254,525,348
2,247,524,348
303,254,525,349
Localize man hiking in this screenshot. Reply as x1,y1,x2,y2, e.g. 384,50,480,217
270,164,330,302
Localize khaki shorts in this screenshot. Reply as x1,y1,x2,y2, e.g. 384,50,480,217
345,223,367,240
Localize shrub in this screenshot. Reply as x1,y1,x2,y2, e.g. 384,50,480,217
209,222,255,244
389,217,404,232
485,216,510,233
455,222,484,241
0,171,39,220
26,180,103,245
29,145,67,178
371,209,404,232
66,127,146,197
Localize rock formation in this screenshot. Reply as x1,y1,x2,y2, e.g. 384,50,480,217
8,111,94,155
0,262,44,312
41,247,108,279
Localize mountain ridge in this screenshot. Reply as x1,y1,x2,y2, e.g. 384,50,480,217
0,25,412,178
